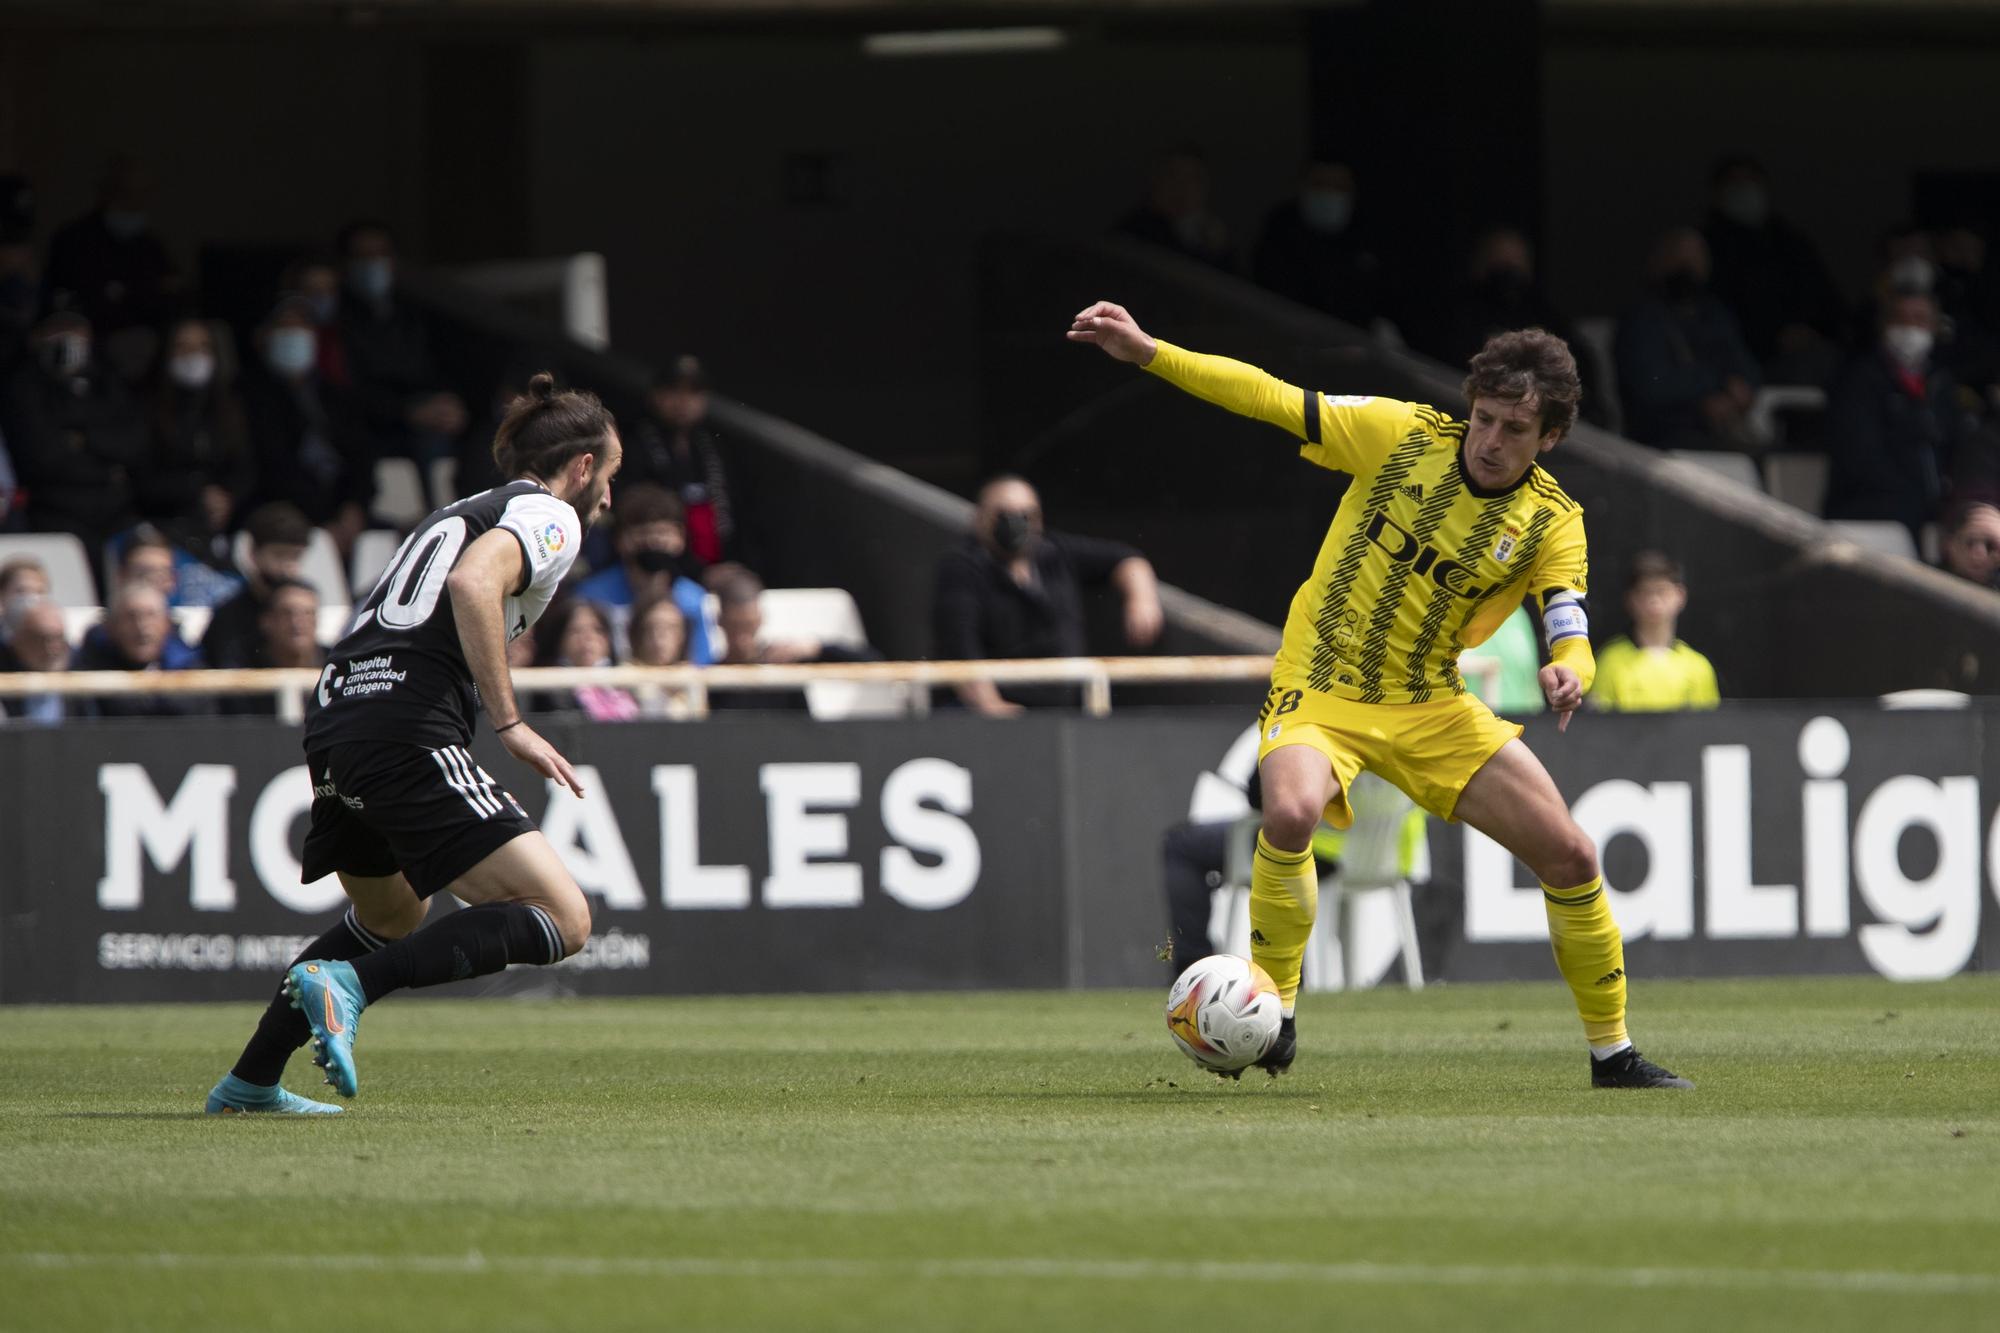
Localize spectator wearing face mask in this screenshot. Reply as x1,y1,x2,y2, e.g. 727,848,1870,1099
278,254,351,389
1115,147,1234,272
333,218,469,467
133,317,255,562
1431,227,1608,429
42,155,181,339
1700,155,1846,385
1937,497,2000,591
0,306,148,567
241,296,372,556
1614,227,1762,450
931,474,1162,716
573,482,717,664
1253,159,1391,332
1825,290,1966,542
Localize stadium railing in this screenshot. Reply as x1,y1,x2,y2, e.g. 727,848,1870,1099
0,656,1286,724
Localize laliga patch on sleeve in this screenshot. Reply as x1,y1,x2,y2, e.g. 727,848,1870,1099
1323,394,1375,407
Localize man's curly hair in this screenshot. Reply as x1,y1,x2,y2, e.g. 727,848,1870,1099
1462,327,1582,438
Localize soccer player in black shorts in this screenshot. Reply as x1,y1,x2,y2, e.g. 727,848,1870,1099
205,374,622,1113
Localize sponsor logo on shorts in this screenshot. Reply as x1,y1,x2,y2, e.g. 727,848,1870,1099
1267,724,1282,740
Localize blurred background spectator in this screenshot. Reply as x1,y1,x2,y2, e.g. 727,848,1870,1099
1824,288,1964,540
43,154,181,356
0,596,86,723
1590,551,1720,712
0,172,36,370
199,501,310,669
574,482,715,663
931,475,1161,717
134,315,255,573
335,218,468,466
1428,226,1606,427
221,577,324,715
1700,154,1846,385
622,356,748,568
240,296,372,555
1253,158,1391,333
1116,147,1233,271
1615,227,1761,450
531,597,638,721
73,582,209,717
0,556,50,616
2,306,148,568
1937,498,2000,591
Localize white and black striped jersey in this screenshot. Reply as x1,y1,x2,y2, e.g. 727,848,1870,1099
305,480,582,750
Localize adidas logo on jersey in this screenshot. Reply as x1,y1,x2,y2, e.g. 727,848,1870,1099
1399,482,1425,502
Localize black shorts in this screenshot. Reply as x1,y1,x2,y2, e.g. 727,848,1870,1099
301,741,536,899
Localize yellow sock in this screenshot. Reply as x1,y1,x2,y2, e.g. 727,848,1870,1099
1250,832,1318,1010
1543,876,1628,1047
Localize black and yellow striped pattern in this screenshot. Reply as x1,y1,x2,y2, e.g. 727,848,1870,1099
1141,344,1589,707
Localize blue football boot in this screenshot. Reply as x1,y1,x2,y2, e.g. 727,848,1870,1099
205,1072,344,1115
286,960,367,1098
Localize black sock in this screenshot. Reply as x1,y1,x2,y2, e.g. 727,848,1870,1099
230,908,390,1086
349,901,565,1003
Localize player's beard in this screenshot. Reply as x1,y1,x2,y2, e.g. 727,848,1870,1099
576,475,611,532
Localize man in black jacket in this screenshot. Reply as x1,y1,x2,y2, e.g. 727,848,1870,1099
931,475,1162,715
0,308,147,569
1824,290,1965,541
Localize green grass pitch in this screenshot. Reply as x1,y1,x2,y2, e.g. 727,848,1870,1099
3,975,1997,1332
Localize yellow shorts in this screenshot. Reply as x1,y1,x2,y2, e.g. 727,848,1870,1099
1255,682,1522,828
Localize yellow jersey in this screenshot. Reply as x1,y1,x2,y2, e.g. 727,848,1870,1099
1590,637,1719,711
1146,341,1591,705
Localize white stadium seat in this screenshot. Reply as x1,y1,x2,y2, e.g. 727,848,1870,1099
1826,520,1918,561
429,457,459,508
350,529,404,600
1763,451,1828,515
759,588,907,720
0,532,99,607
1665,449,1763,492
372,458,429,529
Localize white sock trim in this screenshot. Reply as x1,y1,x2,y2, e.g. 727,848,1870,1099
1590,1039,1633,1060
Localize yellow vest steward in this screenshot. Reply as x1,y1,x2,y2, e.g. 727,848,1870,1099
1145,341,1589,705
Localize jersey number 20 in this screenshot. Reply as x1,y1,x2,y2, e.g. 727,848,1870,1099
349,516,469,635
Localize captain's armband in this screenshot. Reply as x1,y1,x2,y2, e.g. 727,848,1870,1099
1542,589,1589,647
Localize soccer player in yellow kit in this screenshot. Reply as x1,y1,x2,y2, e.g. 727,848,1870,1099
1070,300,1691,1090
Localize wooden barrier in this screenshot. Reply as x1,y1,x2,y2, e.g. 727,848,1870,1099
0,656,1292,723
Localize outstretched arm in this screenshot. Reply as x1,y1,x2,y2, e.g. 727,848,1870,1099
1068,300,1311,438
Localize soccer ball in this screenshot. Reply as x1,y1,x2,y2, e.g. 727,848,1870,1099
1165,954,1283,1073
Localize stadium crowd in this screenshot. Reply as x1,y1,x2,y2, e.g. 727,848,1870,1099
1119,147,2000,571
2,142,1997,722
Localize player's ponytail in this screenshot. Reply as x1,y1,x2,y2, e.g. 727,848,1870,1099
491,373,617,481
